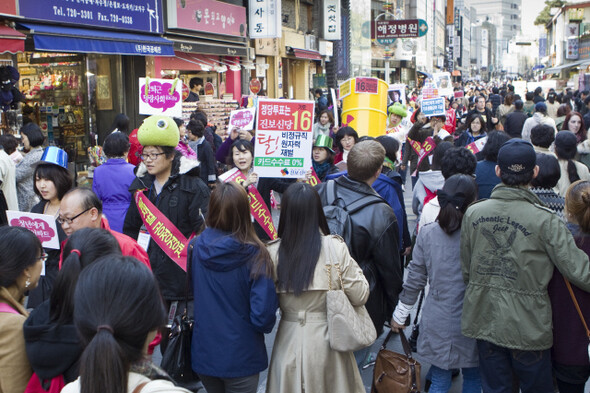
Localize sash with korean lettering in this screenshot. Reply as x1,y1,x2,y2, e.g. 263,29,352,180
134,190,189,271
305,167,322,187
219,168,278,240
416,136,437,169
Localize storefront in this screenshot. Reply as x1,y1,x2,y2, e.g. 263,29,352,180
7,0,174,165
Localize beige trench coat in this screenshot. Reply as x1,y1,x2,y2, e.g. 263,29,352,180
266,235,369,393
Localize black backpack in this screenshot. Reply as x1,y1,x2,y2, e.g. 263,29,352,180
323,180,382,249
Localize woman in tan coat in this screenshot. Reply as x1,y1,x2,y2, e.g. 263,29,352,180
0,226,44,393
266,183,369,393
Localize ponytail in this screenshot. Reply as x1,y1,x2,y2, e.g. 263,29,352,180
79,328,127,393
567,159,581,184
436,174,478,234
50,250,82,324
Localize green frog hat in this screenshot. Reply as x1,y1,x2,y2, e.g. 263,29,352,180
388,102,408,127
137,115,180,147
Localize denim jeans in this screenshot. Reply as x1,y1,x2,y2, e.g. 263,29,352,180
477,340,553,393
429,365,481,393
198,373,259,393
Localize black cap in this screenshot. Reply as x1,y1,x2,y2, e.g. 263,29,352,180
555,131,578,159
497,139,536,175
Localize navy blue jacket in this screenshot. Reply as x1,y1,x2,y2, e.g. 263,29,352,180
191,228,278,378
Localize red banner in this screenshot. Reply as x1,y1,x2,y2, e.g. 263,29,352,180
219,168,277,240
134,191,189,271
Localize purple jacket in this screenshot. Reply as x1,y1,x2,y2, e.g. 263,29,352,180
92,158,136,233
549,223,590,366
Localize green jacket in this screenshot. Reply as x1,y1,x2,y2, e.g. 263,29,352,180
460,184,590,350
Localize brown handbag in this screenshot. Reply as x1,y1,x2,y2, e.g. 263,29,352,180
371,329,421,393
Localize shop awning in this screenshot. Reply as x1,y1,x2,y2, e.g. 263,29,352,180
291,48,322,61
159,52,220,72
0,25,25,54
544,61,584,73
169,38,249,58
18,23,174,56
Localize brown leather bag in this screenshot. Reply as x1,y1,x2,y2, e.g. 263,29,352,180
371,329,421,393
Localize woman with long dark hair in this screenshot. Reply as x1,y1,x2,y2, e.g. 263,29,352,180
191,181,277,393
266,183,369,393
555,131,590,197
0,226,44,393
23,228,121,391
62,257,189,393
392,174,481,393
455,114,487,147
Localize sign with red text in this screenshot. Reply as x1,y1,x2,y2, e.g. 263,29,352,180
229,108,256,131
7,211,60,249
254,99,315,178
355,77,379,94
139,78,183,118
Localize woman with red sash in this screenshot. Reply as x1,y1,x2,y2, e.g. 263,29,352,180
123,115,210,354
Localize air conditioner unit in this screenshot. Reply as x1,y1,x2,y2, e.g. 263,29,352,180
305,35,318,51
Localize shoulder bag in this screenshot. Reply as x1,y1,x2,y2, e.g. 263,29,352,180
371,329,421,393
325,238,377,352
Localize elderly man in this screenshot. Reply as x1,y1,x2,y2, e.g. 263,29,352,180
59,187,150,267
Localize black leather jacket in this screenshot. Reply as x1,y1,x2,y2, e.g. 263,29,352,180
316,176,403,335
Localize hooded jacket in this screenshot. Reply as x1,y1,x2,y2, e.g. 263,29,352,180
123,154,210,300
190,229,278,378
521,112,557,142
461,184,590,350
412,170,445,217
23,301,82,387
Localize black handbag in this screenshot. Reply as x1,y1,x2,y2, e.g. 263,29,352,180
160,239,200,391
408,290,424,353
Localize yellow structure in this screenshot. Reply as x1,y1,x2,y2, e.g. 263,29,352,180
340,77,388,137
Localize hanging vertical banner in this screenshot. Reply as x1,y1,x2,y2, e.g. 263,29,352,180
323,0,341,40
248,0,281,38
254,99,315,179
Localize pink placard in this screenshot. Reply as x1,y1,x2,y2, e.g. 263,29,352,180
168,0,247,38
6,211,60,249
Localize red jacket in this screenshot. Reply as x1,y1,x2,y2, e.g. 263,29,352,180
100,217,151,269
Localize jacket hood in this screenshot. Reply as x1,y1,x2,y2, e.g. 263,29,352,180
195,228,259,272
23,301,82,380
418,170,444,191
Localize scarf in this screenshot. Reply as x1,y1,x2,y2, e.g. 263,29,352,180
313,160,332,181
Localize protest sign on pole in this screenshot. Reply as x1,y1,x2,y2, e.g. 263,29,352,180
139,78,183,118
421,97,446,117
7,211,60,250
254,99,315,178
229,107,256,131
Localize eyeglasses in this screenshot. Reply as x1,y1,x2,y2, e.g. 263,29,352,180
140,152,166,161
57,207,92,225
37,253,48,263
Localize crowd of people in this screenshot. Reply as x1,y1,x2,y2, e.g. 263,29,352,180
0,79,590,393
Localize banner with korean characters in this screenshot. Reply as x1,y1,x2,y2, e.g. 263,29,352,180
323,0,341,40
254,99,315,179
421,97,446,117
248,0,281,38
139,77,182,118
229,107,256,131
7,211,60,250
167,0,247,38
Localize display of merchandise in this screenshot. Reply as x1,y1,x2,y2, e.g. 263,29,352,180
182,99,239,139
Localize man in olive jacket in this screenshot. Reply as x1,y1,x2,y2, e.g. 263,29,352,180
461,139,590,393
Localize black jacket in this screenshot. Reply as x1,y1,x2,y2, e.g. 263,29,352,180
189,139,216,184
316,176,402,335
23,301,82,386
403,122,453,173
489,94,502,114
504,110,528,138
467,108,496,131
123,155,210,300
254,177,294,241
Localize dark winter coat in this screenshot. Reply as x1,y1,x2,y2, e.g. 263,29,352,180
504,109,528,138
23,301,82,386
188,138,216,184
316,176,402,335
467,108,496,131
191,229,278,378
403,122,453,173
123,155,210,300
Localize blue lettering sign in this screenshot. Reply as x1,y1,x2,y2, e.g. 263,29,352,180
421,97,446,117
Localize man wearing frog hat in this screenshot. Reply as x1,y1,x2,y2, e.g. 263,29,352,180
123,115,210,351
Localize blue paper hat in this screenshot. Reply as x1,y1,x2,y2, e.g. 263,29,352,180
39,146,68,170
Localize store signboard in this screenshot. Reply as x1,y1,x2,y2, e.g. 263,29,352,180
7,211,60,250
139,78,183,118
323,0,341,41
421,97,445,117
248,0,281,39
18,0,164,33
374,19,428,42
255,38,280,56
168,0,247,38
0,0,17,16
254,99,315,179
568,37,580,60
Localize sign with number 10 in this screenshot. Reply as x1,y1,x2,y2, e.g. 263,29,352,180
254,99,315,178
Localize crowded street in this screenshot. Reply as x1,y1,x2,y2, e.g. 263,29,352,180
3,0,590,393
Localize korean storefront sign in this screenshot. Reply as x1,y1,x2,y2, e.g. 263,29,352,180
7,211,60,250
167,0,247,38
18,0,163,33
374,19,428,45
255,38,279,56
323,0,341,41
567,37,580,60
248,0,281,39
139,78,183,118
254,99,315,179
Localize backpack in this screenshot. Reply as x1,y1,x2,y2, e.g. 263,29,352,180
323,180,382,249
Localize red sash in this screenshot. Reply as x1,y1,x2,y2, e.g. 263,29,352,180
407,136,437,175
219,168,278,240
306,167,322,187
134,191,189,271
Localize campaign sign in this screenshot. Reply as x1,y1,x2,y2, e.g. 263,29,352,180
139,78,182,118
339,79,351,99
355,77,379,94
229,108,256,131
254,99,315,179
421,97,446,117
7,211,60,250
